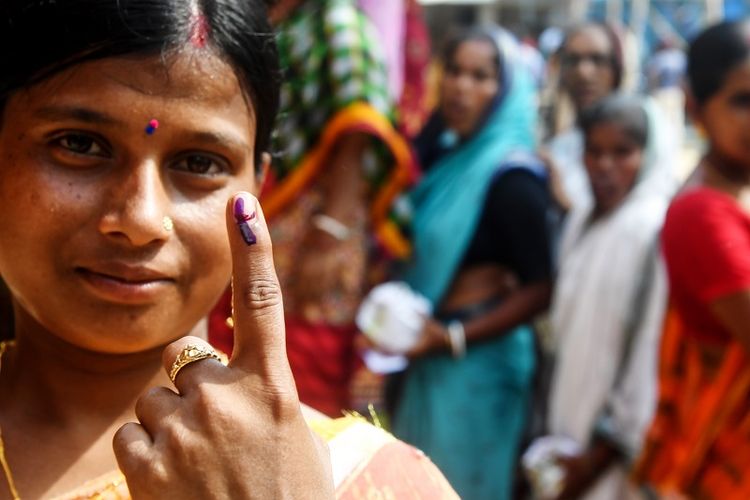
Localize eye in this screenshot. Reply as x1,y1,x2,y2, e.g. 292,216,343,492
473,70,491,81
729,92,750,107
53,133,108,157
172,153,229,176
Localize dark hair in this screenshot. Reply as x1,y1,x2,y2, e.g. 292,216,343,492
578,94,648,148
442,28,502,78
0,0,281,166
560,22,623,88
688,20,750,106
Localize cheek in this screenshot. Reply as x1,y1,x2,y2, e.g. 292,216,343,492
439,76,456,98
478,82,499,108
618,155,643,191
599,68,616,89
463,82,497,124
180,200,233,286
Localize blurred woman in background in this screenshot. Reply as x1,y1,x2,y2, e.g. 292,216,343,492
637,20,750,499
536,95,677,500
390,27,555,500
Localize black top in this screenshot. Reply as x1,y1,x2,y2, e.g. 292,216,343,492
460,169,554,285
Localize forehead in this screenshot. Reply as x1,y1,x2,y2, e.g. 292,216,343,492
452,39,498,67
586,120,640,143
6,51,255,130
565,27,613,54
716,58,750,92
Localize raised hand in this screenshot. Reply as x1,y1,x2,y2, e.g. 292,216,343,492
113,192,334,499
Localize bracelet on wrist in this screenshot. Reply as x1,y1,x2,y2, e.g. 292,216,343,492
311,213,352,241
447,321,466,359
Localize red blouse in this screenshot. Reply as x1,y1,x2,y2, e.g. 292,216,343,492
662,187,750,344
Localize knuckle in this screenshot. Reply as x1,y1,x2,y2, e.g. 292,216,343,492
189,383,234,425
162,422,191,455
240,278,282,311
134,387,162,416
261,385,301,423
112,426,132,455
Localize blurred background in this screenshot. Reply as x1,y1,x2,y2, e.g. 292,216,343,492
421,0,745,46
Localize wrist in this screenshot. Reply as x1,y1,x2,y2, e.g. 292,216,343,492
446,321,466,358
311,213,352,241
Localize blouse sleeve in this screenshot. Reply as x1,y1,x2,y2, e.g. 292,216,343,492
662,189,750,303
486,169,555,285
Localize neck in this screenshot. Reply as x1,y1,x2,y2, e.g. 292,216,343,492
704,150,750,185
1,312,206,427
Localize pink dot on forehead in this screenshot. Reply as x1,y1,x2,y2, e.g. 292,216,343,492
149,119,159,129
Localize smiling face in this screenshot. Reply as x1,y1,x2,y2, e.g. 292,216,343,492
584,121,644,214
0,52,261,354
440,38,500,138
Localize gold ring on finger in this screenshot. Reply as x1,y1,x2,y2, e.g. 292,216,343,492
168,344,227,383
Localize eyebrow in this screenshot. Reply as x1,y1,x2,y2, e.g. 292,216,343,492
33,105,122,126
183,130,253,155
33,105,253,154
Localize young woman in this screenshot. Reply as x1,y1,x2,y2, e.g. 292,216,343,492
389,28,555,500
0,1,456,498
636,20,750,499
538,95,677,500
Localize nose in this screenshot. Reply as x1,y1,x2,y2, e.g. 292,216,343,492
455,72,474,93
98,160,172,247
575,58,598,80
592,153,616,173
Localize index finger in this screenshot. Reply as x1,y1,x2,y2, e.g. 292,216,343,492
226,192,291,380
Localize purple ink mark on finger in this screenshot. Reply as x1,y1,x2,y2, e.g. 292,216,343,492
233,197,257,246
238,223,257,246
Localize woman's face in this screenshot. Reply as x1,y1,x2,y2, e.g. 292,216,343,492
696,58,750,171
0,53,261,353
440,39,500,138
584,121,644,214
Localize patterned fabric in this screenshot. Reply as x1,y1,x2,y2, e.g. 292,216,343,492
273,0,391,181
398,0,432,139
635,306,750,499
52,417,459,499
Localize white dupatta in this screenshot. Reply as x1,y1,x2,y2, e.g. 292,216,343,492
546,98,679,499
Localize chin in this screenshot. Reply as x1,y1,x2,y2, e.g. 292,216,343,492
55,308,201,355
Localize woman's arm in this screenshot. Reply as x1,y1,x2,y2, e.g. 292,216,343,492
710,291,750,353
407,280,550,358
407,169,556,357
294,132,370,303
463,280,551,341
661,190,750,353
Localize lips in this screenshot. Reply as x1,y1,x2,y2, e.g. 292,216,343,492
75,263,175,305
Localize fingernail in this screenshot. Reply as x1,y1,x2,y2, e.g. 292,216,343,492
233,196,257,246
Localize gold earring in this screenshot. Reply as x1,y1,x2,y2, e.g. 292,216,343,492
162,216,174,232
